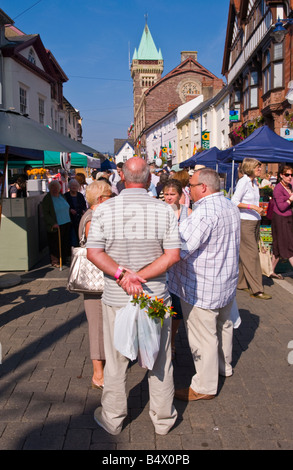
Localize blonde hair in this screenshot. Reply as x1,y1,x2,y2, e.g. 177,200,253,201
242,158,261,177
172,169,190,187
85,180,112,207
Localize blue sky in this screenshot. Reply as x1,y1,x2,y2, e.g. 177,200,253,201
1,0,230,153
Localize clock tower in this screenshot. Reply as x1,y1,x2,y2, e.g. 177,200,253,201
131,19,163,145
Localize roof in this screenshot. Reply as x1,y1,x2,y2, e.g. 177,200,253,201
114,139,134,155
145,56,222,96
133,24,162,61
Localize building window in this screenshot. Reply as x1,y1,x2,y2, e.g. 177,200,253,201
221,103,225,120
141,76,155,87
221,130,225,148
243,71,258,110
28,48,36,65
273,42,283,88
19,87,27,114
60,118,64,134
39,98,45,124
263,50,271,94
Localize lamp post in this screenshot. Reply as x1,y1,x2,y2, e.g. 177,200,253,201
271,17,293,43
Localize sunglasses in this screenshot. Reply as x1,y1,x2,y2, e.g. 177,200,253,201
283,173,292,177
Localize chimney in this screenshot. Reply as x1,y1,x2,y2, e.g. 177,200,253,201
181,51,198,62
0,9,14,46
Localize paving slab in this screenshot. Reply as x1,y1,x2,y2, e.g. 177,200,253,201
0,257,293,453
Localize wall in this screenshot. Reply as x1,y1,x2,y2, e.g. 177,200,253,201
3,56,51,125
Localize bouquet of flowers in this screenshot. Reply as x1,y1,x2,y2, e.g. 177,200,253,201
131,293,174,327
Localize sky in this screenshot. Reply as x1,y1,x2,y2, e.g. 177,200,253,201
1,0,230,154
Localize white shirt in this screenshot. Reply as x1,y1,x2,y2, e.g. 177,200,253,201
86,188,181,307
168,192,240,309
231,174,261,221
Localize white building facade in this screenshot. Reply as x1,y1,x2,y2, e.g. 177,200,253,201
145,95,204,165
115,141,135,164
0,14,82,142
177,87,230,164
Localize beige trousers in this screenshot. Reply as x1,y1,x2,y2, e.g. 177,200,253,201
96,302,177,435
238,219,263,294
181,299,234,396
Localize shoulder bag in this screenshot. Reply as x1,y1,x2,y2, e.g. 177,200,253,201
258,237,273,278
67,219,104,294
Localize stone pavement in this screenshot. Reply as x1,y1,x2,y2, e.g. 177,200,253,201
0,256,293,452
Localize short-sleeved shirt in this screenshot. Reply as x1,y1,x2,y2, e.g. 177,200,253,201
86,188,181,307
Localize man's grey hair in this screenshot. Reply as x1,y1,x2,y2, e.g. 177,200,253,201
196,168,220,193
123,159,150,185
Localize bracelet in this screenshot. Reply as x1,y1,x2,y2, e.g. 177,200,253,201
247,204,250,209
114,266,125,279
118,269,127,281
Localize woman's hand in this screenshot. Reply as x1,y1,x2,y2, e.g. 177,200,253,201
255,205,265,216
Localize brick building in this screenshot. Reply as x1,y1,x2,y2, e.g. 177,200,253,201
131,21,225,156
222,0,293,151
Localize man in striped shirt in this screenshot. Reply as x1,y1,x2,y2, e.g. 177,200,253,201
87,157,181,436
169,168,240,402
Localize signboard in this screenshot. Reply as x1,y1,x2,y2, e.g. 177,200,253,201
229,110,239,121
280,128,293,141
201,131,210,149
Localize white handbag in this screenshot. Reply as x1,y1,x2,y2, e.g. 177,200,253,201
258,238,273,277
67,224,104,294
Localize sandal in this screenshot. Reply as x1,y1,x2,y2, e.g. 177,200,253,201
250,292,272,300
51,263,60,268
269,273,284,280
91,381,104,390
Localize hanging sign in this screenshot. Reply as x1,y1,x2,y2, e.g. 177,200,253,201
201,131,210,149
60,152,71,170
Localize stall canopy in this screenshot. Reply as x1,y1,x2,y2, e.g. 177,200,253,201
0,109,100,154
220,125,293,163
179,146,237,191
0,148,103,169
101,159,116,170
179,146,231,168
0,109,104,203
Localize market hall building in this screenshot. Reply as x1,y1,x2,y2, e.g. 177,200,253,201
131,20,225,155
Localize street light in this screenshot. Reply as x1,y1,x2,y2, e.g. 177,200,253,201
271,17,293,43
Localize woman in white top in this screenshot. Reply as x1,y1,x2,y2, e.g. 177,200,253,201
232,158,271,300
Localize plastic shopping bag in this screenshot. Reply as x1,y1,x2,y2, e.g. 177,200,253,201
137,308,161,370
114,298,139,361
230,297,241,329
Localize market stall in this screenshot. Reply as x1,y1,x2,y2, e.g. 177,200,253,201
0,110,102,271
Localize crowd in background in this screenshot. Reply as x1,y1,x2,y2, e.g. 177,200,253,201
2,157,292,435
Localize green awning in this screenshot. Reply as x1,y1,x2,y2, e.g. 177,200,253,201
0,152,96,169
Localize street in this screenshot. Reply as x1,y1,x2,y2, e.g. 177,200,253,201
0,257,293,451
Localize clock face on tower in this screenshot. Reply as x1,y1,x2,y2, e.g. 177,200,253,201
179,80,201,102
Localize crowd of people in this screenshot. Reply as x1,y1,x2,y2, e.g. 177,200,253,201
5,156,293,436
